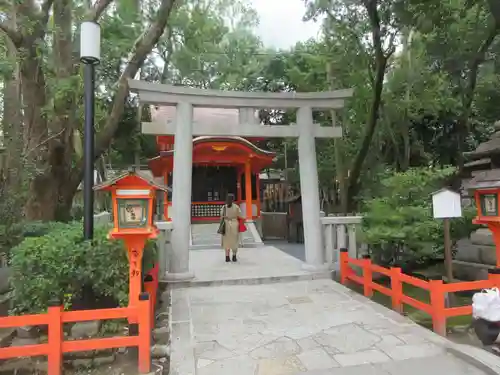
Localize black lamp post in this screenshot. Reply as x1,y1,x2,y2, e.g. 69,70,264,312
80,21,101,240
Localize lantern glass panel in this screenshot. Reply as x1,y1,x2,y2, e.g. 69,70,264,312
481,193,498,217
117,198,149,228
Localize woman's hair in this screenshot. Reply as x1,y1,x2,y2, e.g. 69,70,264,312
226,193,234,208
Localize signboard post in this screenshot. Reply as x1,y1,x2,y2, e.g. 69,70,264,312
432,188,462,299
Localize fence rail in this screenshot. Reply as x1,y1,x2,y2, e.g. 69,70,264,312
339,249,500,336
0,293,152,375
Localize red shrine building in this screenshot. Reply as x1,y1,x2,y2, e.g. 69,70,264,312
147,106,277,222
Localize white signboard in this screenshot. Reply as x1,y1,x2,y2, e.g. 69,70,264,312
432,189,462,219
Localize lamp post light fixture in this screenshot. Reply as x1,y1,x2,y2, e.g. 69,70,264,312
80,21,101,240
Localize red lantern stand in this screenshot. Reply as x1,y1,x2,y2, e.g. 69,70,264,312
473,188,500,267
94,170,168,322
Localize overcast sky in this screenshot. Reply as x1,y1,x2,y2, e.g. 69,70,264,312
249,0,322,49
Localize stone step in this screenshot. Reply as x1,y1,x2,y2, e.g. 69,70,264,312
162,270,333,289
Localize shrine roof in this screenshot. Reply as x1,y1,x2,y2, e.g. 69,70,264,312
158,136,276,157
464,158,491,168
467,169,500,191
94,168,170,191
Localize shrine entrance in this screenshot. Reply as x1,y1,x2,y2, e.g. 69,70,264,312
148,135,275,223
129,80,352,281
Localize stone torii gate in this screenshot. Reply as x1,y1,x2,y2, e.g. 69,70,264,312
128,80,353,280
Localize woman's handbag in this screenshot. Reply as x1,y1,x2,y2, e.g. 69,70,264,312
238,217,247,233
217,206,226,235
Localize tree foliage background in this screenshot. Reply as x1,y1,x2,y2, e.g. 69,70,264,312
0,0,499,261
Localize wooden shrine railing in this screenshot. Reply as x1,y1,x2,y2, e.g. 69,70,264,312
340,249,500,336
0,293,154,375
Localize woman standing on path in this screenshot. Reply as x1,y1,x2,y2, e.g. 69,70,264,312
220,194,242,262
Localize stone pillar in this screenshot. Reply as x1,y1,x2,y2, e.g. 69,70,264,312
166,102,194,281
156,221,173,279
297,107,325,270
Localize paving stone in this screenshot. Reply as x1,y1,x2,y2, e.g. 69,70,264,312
297,336,322,351
294,363,390,375
396,332,432,345
334,349,391,367
197,355,257,375
249,336,301,359
168,276,497,375
256,355,306,375
375,335,406,351
195,341,235,360
380,343,445,361
297,348,340,370
314,324,382,353
196,358,214,368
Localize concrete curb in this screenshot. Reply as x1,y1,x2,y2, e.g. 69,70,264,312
446,344,500,375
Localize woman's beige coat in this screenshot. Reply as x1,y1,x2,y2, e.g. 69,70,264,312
221,204,241,250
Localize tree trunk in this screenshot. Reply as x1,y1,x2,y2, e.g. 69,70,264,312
327,63,348,214
24,0,76,221
346,0,391,209
456,20,499,169
0,3,23,226
0,0,178,222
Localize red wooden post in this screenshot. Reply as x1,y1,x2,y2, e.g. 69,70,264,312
390,267,403,313
124,236,147,314
47,302,63,375
362,255,373,297
339,248,349,284
138,293,152,374
429,279,446,336
144,264,159,324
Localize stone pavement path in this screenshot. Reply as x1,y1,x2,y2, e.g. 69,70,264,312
169,278,493,375
191,223,255,248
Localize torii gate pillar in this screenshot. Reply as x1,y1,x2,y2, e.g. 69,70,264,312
297,107,323,268
168,102,194,281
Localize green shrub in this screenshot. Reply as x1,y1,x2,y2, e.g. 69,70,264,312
361,167,479,268
10,221,157,313
0,220,70,259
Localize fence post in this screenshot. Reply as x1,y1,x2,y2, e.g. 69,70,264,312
390,267,403,313
138,292,151,374
339,248,349,284
488,268,500,288
429,279,446,336
47,300,63,375
362,255,373,297
143,272,156,324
